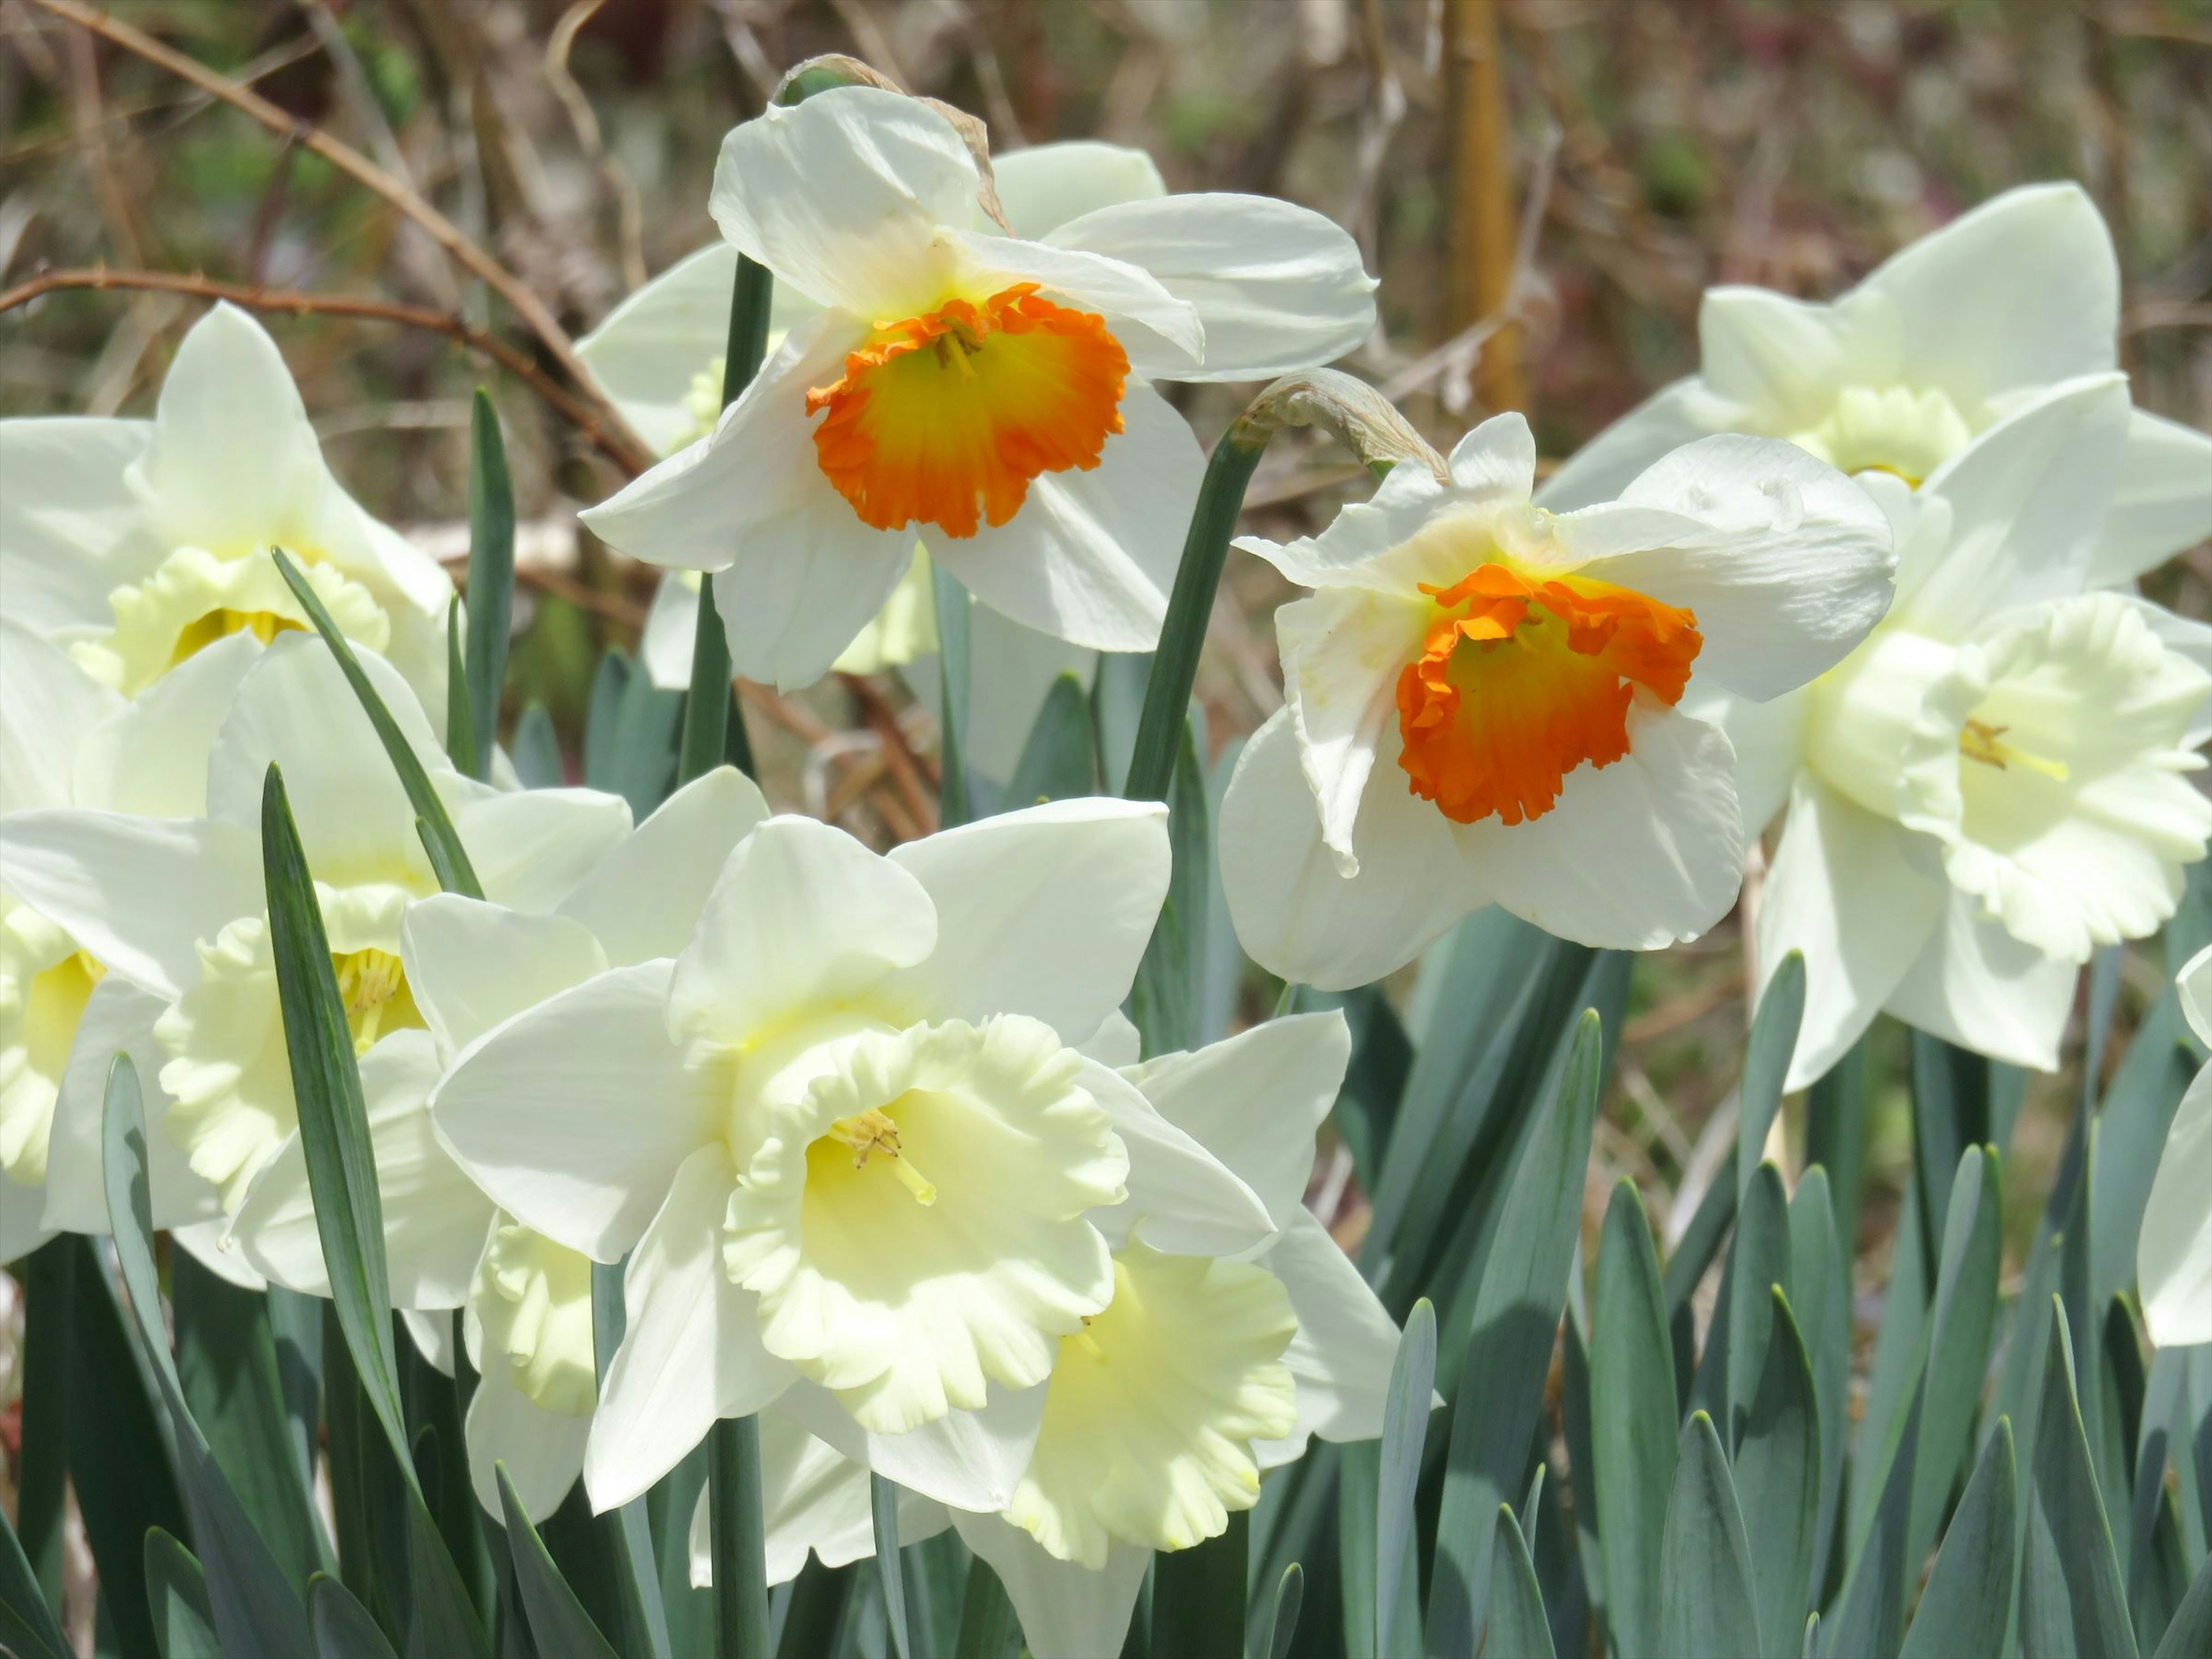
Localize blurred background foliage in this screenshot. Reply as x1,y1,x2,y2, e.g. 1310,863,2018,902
2,0,2209,1599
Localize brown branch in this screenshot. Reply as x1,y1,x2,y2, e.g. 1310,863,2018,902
24,0,639,457
839,672,939,835
0,268,652,477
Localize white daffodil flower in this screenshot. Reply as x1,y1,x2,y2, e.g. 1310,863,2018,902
695,1013,1405,1659
0,304,455,714
1218,412,1895,991
581,142,1174,774
1740,376,2212,1086
430,800,1278,1520
2140,944,2212,1350
0,619,264,1268
1538,183,2212,588
0,635,629,1286
579,85,1376,691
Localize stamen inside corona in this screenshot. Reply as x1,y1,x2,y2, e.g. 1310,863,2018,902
331,948,419,1055
1396,563,1703,825
1960,717,2070,783
168,607,303,668
819,1106,937,1205
805,283,1129,538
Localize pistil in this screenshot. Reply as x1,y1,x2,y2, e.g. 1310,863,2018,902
825,1108,938,1205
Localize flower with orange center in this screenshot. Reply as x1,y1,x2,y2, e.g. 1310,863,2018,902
805,284,1131,539
581,84,1378,691
1219,413,1895,990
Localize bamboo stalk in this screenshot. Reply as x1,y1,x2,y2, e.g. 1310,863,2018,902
1447,0,1527,412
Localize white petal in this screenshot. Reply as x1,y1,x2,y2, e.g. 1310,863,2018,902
960,603,1099,786
232,1031,491,1307
2092,409,2212,588
1045,193,1375,381
556,767,770,967
1688,684,1806,840
1457,704,1745,951
1898,374,2132,638
1571,435,1896,702
2139,1063,2212,1349
1446,413,1541,501
1534,380,1712,512
1077,1010,1143,1069
640,570,702,688
206,634,441,886
709,86,979,317
669,816,936,1048
1080,1057,1274,1257
1880,889,2078,1071
773,1377,1046,1514
993,141,1166,240
0,1165,53,1264
1252,1209,1402,1463
948,1511,1149,1659
579,244,743,458
1120,1013,1350,1226
399,896,608,1056
717,513,919,692
952,230,1203,380
467,1342,590,1522
0,619,122,814
702,1410,951,1585
1852,182,2118,412
2178,944,2212,1051
432,961,716,1260
871,799,1169,1043
1234,456,1450,593
41,979,221,1232
172,1220,267,1290
1758,775,1946,1091
0,417,157,634
74,631,259,818
1218,709,1484,992
135,305,333,558
923,379,1202,655
403,1306,456,1376
452,786,633,914
1277,587,1429,870
585,1143,795,1509
1696,287,1850,429
0,812,260,1001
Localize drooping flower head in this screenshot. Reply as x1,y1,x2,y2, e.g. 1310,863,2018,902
580,86,1376,690
0,304,454,710
1219,413,1895,990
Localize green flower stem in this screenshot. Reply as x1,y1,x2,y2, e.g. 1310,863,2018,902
463,389,515,782
708,1416,771,1659
1121,430,1268,801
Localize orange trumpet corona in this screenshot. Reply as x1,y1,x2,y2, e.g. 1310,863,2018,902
806,283,1130,539
1396,562,1702,825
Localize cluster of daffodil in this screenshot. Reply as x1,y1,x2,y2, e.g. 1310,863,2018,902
3,71,2210,1659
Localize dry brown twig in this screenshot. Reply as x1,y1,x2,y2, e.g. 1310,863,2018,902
22,0,645,463
0,267,652,476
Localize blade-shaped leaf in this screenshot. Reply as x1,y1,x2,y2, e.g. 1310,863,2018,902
1909,1147,2003,1575
1005,672,1099,807
1592,1179,1677,1659
1804,1033,1870,1271
145,1529,220,1659
2153,1549,2212,1659
949,1556,1013,1659
707,1415,772,1659
1824,1373,1923,1659
1728,1162,1793,1449
1909,1034,1993,1274
1740,953,1804,1198
1429,1012,1604,1656
498,1466,618,1659
2020,1305,2138,1659
1901,1418,2017,1659
312,1573,402,1659
1153,1509,1248,1659
511,702,563,789
1657,1412,1761,1659
1128,706,1211,1057
1266,1562,1305,1659
873,1474,912,1659
465,389,515,783
933,562,974,827
1488,1506,1558,1659
0,1501,71,1659
1787,1169,1850,1604
446,596,476,781
1376,1298,1435,1659
271,548,482,897
17,1240,70,1627
1738,1291,1820,1659
104,1053,316,1658
779,1558,857,1659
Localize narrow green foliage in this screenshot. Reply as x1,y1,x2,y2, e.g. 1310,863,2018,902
872,1474,912,1659
310,1574,402,1659
1740,953,1805,1196
678,579,734,787
1007,672,1099,805
2021,1308,2138,1659
933,561,973,827
1736,1292,1820,1659
1787,1169,1850,1597
778,1559,855,1659
1854,1180,1926,1547
1430,1012,1603,1656
498,1467,619,1659
1488,1506,1558,1659
1592,1179,1677,1659
1153,1510,1248,1659
1824,1376,1922,1659
709,1416,772,1659
446,594,476,780
270,547,482,897
1266,1563,1305,1659
1805,1033,1871,1264
1727,1162,1793,1449
0,1502,72,1659
144,1529,219,1659
1129,708,1210,1056
465,389,515,781
1657,1413,1762,1659
16,1240,70,1627
1123,429,1268,800
1376,1298,1436,1659
2154,1552,2212,1659
950,1558,1014,1659
1902,1419,2018,1659
1909,1147,2003,1575
510,701,563,788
